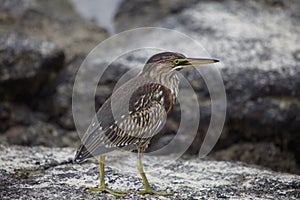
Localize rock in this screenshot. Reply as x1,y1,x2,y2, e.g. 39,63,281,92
0,101,11,132
114,0,198,32
0,102,43,133
211,142,300,174
0,145,299,199
51,55,85,130
0,32,66,144
0,33,64,101
217,67,300,155
0,0,108,60
0,102,78,147
0,122,78,148
0,0,108,144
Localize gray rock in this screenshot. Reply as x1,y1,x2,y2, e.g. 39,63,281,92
0,121,78,148
0,101,12,132
0,33,66,146
0,145,299,199
0,0,108,139
0,33,64,100
211,142,299,175
0,102,79,147
51,55,86,130
114,0,198,32
0,0,108,60
0,101,44,133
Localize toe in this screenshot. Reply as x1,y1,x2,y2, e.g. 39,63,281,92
137,188,173,196
86,187,128,197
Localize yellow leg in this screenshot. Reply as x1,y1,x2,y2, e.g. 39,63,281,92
137,151,174,196
86,155,128,197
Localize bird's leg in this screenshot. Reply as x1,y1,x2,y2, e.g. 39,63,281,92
86,155,128,197
136,151,174,196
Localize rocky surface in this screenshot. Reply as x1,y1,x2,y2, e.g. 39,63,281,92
0,0,108,145
0,33,64,101
114,0,198,32
0,0,108,60
212,142,299,174
1,145,299,199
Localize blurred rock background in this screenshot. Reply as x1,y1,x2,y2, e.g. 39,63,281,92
0,0,299,175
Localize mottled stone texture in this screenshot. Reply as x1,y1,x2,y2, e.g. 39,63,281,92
0,145,299,199
0,0,107,146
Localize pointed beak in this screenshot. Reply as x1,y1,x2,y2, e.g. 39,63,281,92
183,58,219,68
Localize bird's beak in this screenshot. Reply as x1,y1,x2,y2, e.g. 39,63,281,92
183,58,219,68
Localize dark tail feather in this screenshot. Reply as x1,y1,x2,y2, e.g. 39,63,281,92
73,144,92,163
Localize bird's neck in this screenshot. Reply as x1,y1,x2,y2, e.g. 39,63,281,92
143,68,180,98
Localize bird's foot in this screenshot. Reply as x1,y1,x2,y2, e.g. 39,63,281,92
137,188,174,196
86,187,128,197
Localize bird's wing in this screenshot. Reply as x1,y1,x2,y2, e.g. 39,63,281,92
74,81,171,163
74,101,166,163
105,100,167,147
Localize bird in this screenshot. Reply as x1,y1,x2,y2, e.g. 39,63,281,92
74,52,219,197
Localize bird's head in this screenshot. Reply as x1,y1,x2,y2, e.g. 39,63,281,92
142,52,219,75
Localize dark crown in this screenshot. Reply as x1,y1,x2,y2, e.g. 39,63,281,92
146,52,186,64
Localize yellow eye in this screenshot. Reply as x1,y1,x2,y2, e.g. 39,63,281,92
174,59,180,65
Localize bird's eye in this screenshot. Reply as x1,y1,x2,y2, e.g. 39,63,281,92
174,59,180,65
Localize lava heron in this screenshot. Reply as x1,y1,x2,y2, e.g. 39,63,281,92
74,52,219,196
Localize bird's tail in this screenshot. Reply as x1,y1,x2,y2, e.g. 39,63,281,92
73,144,92,163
